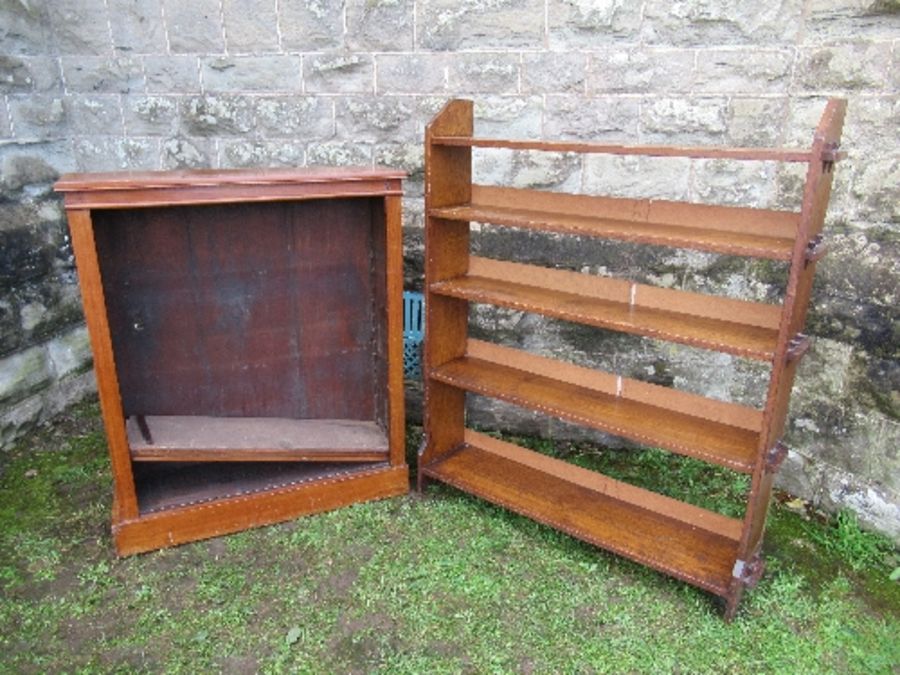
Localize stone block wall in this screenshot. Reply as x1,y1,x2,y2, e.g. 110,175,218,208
0,0,897,538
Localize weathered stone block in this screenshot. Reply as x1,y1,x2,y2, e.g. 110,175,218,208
521,53,587,94
640,97,728,144
164,0,226,53
1,154,58,194
1,101,10,138
0,0,53,55
160,137,213,169
306,142,372,167
0,141,76,185
796,41,892,92
218,139,306,168
691,159,778,208
73,137,159,172
8,95,67,140
279,0,344,51
804,0,900,42
66,96,125,136
587,48,694,94
376,54,446,95
335,97,416,143
850,154,900,224
790,339,900,496
46,0,112,54
0,223,52,289
108,0,167,54
416,96,453,122
642,0,803,45
473,96,543,138
0,346,51,406
47,325,91,378
223,0,279,53
123,95,180,136
694,49,793,94
253,96,333,139
448,53,520,94
543,95,640,141
842,96,899,152
0,392,43,447
547,0,643,48
417,0,544,50
375,143,424,181
0,56,61,94
0,369,97,450
0,56,28,94
782,95,833,146
201,56,302,93
14,280,83,346
474,149,582,192
891,37,900,92
144,56,201,93
727,97,790,146
180,95,255,137
61,56,144,94
583,154,691,200
346,0,414,51
304,54,374,94
402,196,425,230
814,226,900,352
0,298,19,355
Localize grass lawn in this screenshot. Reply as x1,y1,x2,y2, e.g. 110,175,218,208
1,399,897,673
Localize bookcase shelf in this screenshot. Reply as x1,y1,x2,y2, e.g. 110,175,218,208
57,168,408,555
421,98,846,619
431,256,782,360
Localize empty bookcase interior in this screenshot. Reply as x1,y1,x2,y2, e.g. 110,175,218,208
420,99,846,618
56,168,408,555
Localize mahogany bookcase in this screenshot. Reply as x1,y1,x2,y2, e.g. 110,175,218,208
420,99,845,618
56,168,408,555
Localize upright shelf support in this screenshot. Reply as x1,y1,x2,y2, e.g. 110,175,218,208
420,100,474,478
726,99,847,618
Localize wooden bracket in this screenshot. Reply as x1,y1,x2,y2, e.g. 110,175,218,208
732,554,765,588
821,142,844,169
804,234,827,264
786,333,811,362
765,440,789,473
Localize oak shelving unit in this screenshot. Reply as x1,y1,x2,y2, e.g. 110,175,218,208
57,168,408,555
420,99,846,618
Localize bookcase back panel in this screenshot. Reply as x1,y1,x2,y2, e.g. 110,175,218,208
93,198,383,421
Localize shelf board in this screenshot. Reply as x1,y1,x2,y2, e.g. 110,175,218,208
429,185,799,260
127,416,390,463
430,340,761,473
431,257,782,360
429,135,818,163
423,430,741,595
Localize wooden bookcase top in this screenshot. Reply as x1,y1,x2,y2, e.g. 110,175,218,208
56,167,405,209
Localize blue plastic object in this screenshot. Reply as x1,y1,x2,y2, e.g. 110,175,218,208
403,291,425,379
